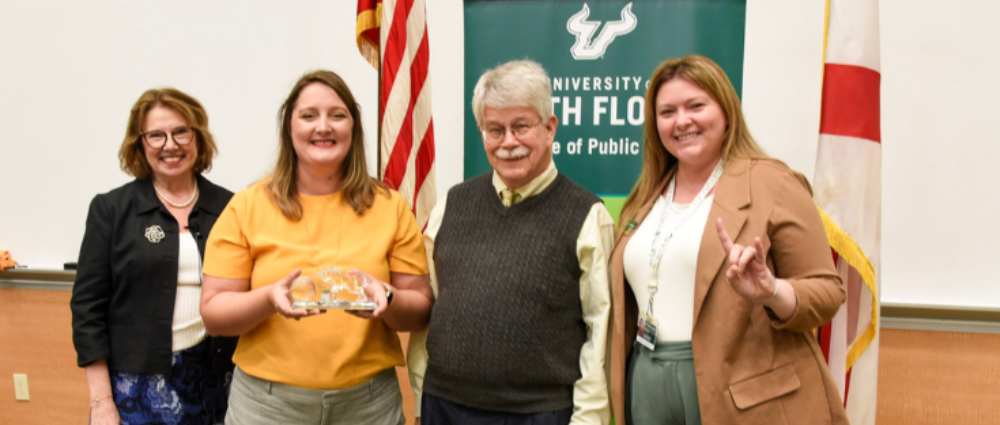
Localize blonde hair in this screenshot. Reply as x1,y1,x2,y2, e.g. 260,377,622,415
266,70,388,221
619,55,769,230
118,88,218,179
472,60,553,126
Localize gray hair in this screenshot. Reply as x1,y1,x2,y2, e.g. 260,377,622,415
471,60,552,127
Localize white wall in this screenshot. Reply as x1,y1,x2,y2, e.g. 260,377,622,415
1,0,997,309
0,0,465,270
427,0,465,202
742,0,825,179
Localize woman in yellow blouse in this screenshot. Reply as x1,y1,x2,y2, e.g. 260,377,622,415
200,70,433,425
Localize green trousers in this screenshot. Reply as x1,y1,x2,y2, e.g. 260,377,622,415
628,341,702,425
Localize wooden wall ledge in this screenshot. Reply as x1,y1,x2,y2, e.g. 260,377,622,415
883,303,1000,322
0,269,74,291
882,303,1000,334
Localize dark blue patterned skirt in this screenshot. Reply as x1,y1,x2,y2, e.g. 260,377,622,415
110,339,230,425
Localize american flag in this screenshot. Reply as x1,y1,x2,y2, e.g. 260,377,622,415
357,0,437,229
813,0,882,424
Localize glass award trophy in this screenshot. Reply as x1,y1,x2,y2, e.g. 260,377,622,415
290,266,377,310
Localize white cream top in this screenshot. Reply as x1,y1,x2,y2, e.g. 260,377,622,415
172,232,206,352
624,195,714,341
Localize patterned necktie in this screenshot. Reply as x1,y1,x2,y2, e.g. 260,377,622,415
501,189,520,207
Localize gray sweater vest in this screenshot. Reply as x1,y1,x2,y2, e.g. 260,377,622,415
423,172,601,413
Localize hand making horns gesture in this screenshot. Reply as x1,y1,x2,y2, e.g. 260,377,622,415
715,218,781,304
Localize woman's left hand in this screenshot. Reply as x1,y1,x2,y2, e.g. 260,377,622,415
715,218,778,303
345,269,389,319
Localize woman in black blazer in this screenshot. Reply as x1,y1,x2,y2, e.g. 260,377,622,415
71,88,236,425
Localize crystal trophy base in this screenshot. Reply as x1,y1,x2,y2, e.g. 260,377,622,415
291,300,377,310
291,266,376,310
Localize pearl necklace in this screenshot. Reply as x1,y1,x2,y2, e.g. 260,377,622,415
153,182,199,208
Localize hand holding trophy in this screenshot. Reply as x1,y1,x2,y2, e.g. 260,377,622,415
343,269,391,319
270,269,323,319
290,266,378,311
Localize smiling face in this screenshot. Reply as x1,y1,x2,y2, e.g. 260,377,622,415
654,77,728,170
290,82,354,175
142,105,198,182
481,105,557,189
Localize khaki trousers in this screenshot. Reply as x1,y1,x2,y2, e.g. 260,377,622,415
226,367,405,425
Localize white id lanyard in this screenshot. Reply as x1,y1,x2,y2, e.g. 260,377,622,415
637,159,725,350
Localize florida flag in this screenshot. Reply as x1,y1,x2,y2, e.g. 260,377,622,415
356,0,437,229
813,0,882,424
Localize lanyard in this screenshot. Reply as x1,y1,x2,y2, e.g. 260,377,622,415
644,159,725,316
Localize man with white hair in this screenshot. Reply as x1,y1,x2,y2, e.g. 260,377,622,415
408,60,614,425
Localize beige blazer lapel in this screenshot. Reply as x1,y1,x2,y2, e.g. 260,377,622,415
693,159,752,329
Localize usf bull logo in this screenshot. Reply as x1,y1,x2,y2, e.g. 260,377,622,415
567,2,637,60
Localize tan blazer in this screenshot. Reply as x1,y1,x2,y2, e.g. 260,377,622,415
609,159,849,425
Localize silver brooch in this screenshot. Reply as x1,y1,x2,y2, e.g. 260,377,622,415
145,225,165,244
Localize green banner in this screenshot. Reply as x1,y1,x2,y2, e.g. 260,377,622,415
464,0,746,219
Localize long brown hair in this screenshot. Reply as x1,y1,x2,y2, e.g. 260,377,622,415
266,70,388,221
619,55,769,230
118,88,218,179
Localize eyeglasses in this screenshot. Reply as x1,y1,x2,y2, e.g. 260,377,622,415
481,121,542,141
141,126,195,148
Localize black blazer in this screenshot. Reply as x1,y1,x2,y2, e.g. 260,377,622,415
70,175,237,375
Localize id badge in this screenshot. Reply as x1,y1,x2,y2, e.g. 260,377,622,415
636,313,657,350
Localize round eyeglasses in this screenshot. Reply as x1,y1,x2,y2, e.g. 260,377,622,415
141,126,195,148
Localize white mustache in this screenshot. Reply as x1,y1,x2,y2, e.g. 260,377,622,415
494,146,531,160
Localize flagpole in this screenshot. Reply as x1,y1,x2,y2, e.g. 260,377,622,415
376,0,384,181
377,49,383,181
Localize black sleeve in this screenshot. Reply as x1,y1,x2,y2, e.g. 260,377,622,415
70,195,114,367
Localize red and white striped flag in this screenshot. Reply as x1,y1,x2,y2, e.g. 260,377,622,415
813,0,881,424
356,0,436,229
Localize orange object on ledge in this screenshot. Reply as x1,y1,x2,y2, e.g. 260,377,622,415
0,251,17,271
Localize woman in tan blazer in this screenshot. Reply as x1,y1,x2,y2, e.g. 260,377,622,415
609,55,849,425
